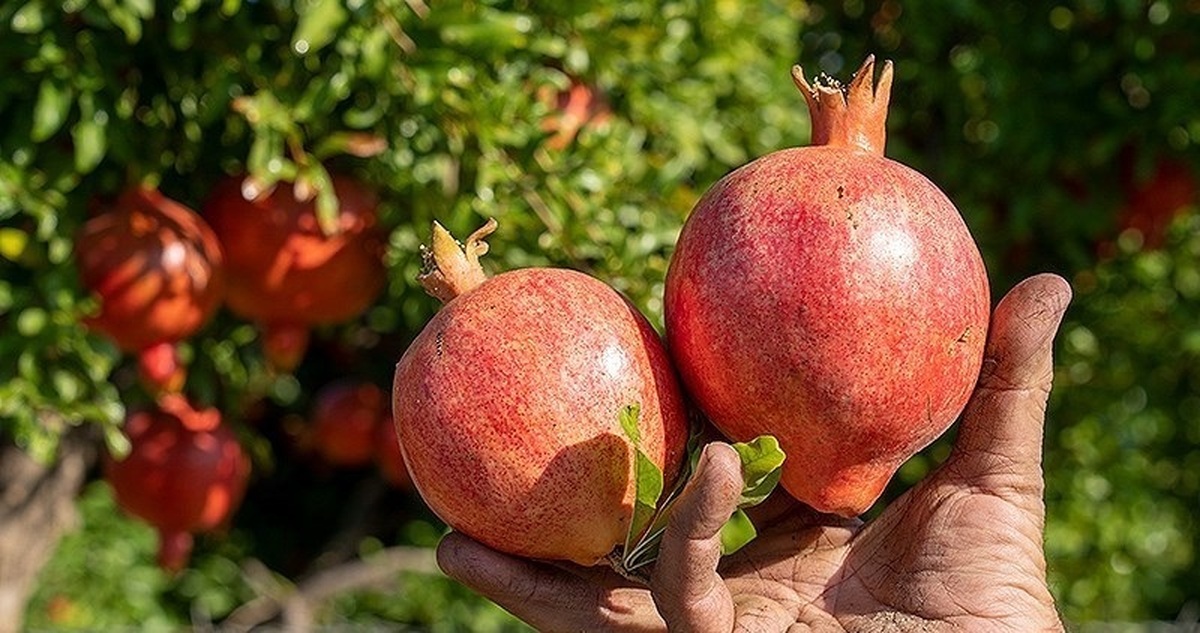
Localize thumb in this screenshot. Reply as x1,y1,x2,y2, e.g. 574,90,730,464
650,442,742,633
945,273,1072,502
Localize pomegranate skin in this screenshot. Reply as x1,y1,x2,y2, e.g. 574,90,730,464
665,145,990,517
309,380,386,467
203,174,386,324
104,395,251,570
393,267,689,566
75,186,225,353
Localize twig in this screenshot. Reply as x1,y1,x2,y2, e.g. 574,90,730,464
218,546,439,632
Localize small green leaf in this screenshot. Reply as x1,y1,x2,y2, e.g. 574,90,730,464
11,1,46,33
72,117,107,173
0,228,29,261
618,404,641,445
624,448,664,554
292,0,347,56
719,509,757,555
620,403,665,556
730,435,786,508
32,80,72,142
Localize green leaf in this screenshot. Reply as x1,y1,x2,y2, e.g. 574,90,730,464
32,80,72,142
719,509,756,555
306,163,341,236
293,0,347,56
0,228,29,261
71,117,107,173
618,404,641,445
618,403,665,557
11,1,45,33
730,435,786,508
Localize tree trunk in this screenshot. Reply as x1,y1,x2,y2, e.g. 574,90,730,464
0,428,98,633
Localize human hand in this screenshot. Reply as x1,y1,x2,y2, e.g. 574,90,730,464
436,274,1071,632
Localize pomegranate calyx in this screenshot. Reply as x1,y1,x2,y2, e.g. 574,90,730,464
791,54,893,155
418,219,497,302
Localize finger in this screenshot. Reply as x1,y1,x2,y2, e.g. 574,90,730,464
651,442,742,633
437,532,663,632
945,273,1072,500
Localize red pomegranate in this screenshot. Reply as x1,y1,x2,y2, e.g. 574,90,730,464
663,56,990,516
393,220,689,565
308,380,385,467
75,186,225,393
374,412,412,490
104,395,251,571
539,79,612,150
203,174,386,371
1115,155,1198,250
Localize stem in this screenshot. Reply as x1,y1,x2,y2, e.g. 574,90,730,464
418,219,497,302
791,55,893,155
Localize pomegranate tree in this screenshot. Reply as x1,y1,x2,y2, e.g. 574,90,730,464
74,186,225,393
664,56,990,516
104,395,251,571
203,174,386,371
392,220,689,566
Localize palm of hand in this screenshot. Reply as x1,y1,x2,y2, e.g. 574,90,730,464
437,275,1070,633
716,469,1059,631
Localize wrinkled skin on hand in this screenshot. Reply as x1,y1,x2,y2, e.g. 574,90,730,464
437,274,1071,633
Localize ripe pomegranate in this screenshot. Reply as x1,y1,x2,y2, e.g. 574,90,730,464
664,56,990,516
374,412,412,490
203,174,386,371
308,380,385,467
539,79,612,150
393,220,689,565
1115,156,1197,250
104,395,251,571
75,186,225,393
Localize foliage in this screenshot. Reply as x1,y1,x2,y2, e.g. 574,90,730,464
0,0,1198,627
1046,213,1200,622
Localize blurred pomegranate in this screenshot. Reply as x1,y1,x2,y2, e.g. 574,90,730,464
104,395,251,571
1116,156,1198,250
308,380,385,467
374,410,412,490
539,79,612,150
203,174,386,371
75,186,225,393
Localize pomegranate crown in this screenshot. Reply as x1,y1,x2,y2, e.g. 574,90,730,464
791,55,894,155
418,218,497,302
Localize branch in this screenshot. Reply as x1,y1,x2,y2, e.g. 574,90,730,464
219,546,439,632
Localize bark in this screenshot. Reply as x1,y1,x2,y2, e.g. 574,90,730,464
0,428,99,633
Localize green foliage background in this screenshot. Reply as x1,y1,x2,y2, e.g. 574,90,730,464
0,0,1197,628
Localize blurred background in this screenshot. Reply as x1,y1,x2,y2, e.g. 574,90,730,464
0,0,1198,630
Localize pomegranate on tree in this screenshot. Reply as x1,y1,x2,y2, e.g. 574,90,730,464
538,78,612,150
308,380,386,468
203,174,386,371
392,220,689,566
74,186,225,393
664,56,990,516
104,395,251,571
374,411,412,490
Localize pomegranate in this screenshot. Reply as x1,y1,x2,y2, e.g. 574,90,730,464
308,380,385,467
104,395,251,571
392,220,689,565
663,56,990,516
374,411,412,490
75,186,225,393
538,79,612,150
203,174,386,371
1115,156,1197,250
